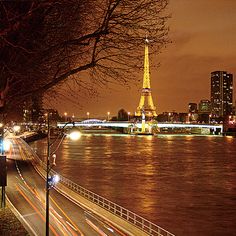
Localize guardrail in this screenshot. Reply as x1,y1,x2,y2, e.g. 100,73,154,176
18,138,175,236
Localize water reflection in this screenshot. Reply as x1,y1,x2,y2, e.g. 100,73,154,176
30,135,236,236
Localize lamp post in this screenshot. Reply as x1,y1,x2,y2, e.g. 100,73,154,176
45,114,81,236
107,112,110,121
87,112,90,119
0,123,8,208
128,112,130,121
46,115,50,236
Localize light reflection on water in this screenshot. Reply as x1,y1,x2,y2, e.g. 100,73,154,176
30,135,236,236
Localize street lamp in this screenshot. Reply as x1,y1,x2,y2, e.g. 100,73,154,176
64,112,67,122
107,112,110,121
87,112,90,119
209,114,212,124
45,115,81,236
128,112,130,121
168,112,171,122
68,127,82,140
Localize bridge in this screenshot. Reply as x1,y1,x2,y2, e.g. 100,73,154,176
58,119,223,134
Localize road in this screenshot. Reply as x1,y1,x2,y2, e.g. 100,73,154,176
6,138,127,236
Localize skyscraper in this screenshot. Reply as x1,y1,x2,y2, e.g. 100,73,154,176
211,71,233,117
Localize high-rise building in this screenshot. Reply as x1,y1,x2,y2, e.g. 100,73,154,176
23,101,32,123
211,71,233,117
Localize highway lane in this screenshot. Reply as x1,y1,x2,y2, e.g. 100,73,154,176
6,138,128,236
7,140,78,236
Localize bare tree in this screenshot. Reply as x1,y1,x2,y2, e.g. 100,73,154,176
0,0,169,116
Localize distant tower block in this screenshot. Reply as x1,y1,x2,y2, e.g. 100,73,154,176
136,39,157,117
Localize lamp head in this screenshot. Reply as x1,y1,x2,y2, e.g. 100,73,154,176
68,127,82,140
53,175,60,184
48,174,60,188
52,153,57,166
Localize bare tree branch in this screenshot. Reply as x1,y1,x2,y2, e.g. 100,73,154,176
0,0,170,117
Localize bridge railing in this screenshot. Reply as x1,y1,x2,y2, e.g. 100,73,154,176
18,138,175,236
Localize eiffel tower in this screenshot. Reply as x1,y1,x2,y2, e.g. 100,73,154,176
136,38,157,117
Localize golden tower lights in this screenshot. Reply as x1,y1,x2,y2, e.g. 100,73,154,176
136,38,157,117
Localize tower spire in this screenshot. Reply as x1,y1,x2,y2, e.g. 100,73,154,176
136,38,157,117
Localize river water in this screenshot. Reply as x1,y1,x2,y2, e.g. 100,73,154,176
30,134,236,236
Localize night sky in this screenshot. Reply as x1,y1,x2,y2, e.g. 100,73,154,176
53,0,236,118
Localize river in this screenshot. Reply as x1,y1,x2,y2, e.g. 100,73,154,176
30,134,236,236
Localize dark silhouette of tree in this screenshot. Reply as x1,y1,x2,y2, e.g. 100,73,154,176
0,0,169,117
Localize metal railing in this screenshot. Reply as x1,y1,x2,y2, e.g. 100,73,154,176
18,138,175,236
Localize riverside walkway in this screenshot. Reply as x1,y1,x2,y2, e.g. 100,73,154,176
6,137,175,236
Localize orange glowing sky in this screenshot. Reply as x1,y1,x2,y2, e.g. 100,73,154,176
53,0,236,118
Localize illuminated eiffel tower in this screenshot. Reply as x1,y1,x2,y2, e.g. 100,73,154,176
136,38,157,117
